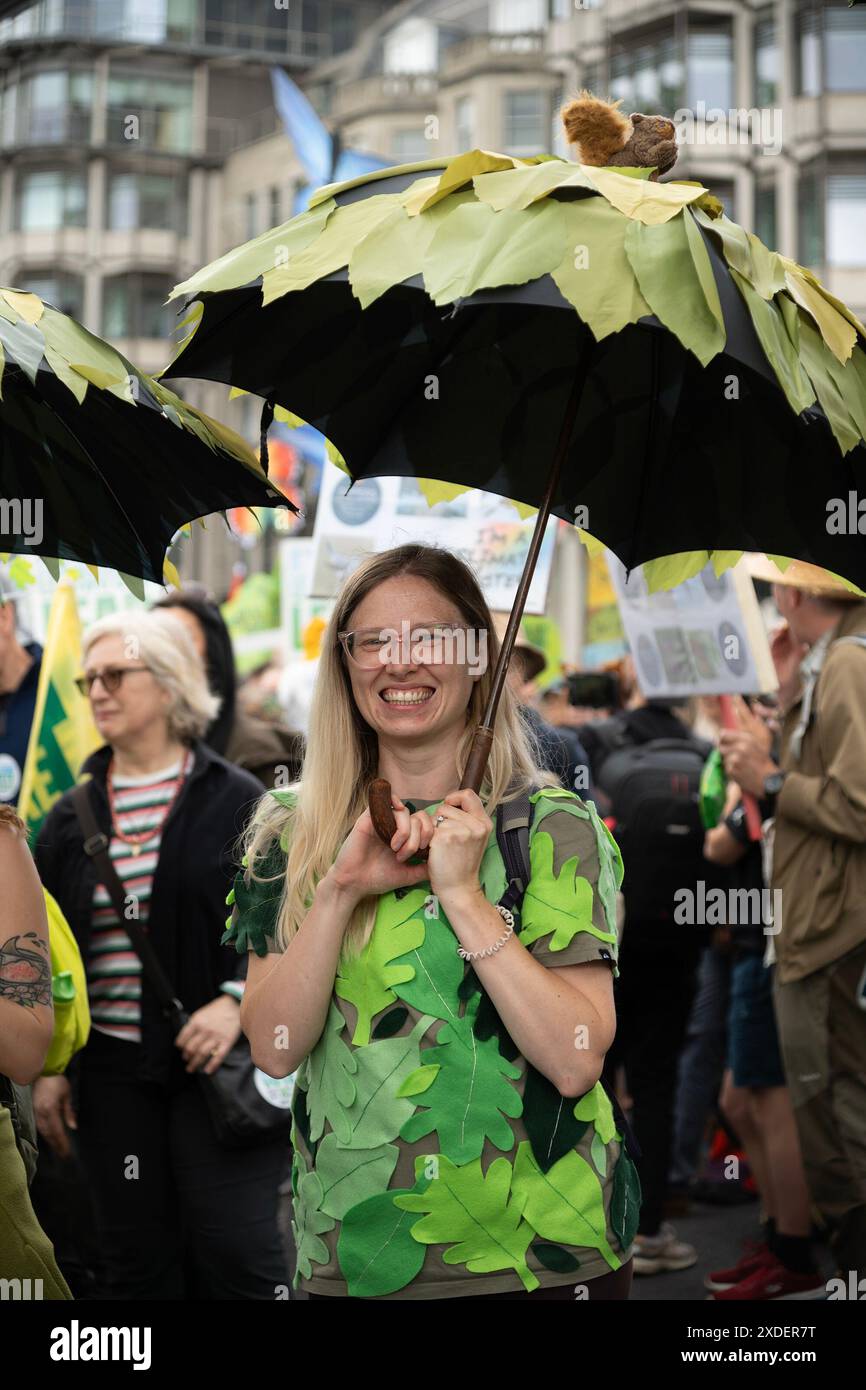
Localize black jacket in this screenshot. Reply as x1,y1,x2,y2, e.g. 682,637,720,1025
35,741,264,1084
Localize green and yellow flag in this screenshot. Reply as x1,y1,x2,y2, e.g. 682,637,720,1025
19,583,101,844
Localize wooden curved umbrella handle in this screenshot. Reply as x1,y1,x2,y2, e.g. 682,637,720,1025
367,729,495,861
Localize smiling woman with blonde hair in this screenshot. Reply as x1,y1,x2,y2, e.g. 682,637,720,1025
229,543,638,1302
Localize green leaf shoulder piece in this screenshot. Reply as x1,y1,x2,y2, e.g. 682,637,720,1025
399,995,522,1163
335,890,427,1046
519,792,621,953
395,1152,540,1292
221,835,287,956
511,1141,621,1271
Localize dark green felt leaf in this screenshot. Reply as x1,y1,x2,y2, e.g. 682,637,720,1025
532,1242,581,1274
610,1149,642,1251
222,839,286,956
524,1062,590,1173
337,1180,429,1297
372,1005,409,1039
292,1084,316,1162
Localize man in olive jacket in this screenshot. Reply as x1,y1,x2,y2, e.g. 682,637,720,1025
721,559,866,1282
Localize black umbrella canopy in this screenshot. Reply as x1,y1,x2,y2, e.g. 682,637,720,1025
165,153,866,593
0,288,296,584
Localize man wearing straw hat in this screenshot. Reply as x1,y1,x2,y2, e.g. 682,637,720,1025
720,556,866,1286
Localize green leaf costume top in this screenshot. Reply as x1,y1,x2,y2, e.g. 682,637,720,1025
224,785,640,1298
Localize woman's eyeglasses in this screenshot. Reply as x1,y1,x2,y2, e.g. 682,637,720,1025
75,665,150,697
338,622,474,670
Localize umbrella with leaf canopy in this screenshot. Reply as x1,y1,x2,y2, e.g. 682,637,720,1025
164,136,866,841
0,287,296,587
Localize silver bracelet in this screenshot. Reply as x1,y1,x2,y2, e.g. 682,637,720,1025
457,904,515,961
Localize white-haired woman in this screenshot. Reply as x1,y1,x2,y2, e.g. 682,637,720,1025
33,609,289,1299
228,544,638,1301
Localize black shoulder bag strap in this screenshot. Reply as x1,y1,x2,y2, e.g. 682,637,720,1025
497,784,642,1163
71,782,188,1035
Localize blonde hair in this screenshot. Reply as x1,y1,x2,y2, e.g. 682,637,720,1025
83,608,220,743
244,544,559,956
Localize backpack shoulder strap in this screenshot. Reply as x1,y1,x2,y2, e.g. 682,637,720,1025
495,784,538,914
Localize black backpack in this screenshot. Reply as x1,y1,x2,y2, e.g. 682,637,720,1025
589,721,723,925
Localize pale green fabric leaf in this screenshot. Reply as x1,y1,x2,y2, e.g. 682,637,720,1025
798,317,862,454
314,1133,399,1220
310,157,449,210
710,550,744,578
41,307,127,385
414,150,521,214
335,892,426,1046
693,210,753,279
624,216,725,366
291,1148,336,1282
473,160,590,211
262,196,400,303
43,347,88,403
745,233,787,300
643,551,711,593
728,268,816,416
423,200,568,307
683,210,725,335
551,199,651,341
339,1014,433,1149
170,199,336,300
307,1002,358,1144
591,1131,608,1177
0,317,45,383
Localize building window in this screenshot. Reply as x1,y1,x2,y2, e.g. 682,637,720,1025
609,34,684,115
13,69,93,144
16,170,87,231
383,18,438,74
106,71,193,153
455,95,473,151
754,183,777,247
797,6,822,96
244,192,257,240
107,172,187,233
687,24,734,112
825,3,866,91
391,128,428,161
798,170,823,268
754,11,778,107
268,185,281,227
17,271,84,319
827,175,866,267
504,89,546,155
103,272,173,339
492,0,546,32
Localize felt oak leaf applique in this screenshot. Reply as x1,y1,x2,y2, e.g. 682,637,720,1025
511,1140,621,1271
307,1003,358,1144
394,1152,539,1292
399,995,522,1163
335,892,426,1045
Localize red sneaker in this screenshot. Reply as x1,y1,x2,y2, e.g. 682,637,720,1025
708,1256,826,1301
704,1240,773,1292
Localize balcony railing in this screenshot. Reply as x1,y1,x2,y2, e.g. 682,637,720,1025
206,108,284,158
0,3,331,62
332,73,439,123
441,31,546,81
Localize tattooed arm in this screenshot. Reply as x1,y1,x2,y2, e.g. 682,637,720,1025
0,809,54,1084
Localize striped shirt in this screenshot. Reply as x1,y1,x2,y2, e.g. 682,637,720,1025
87,754,192,1043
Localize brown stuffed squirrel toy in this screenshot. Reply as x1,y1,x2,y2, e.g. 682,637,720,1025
561,92,678,181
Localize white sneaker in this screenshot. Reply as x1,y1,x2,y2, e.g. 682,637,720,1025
633,1222,698,1274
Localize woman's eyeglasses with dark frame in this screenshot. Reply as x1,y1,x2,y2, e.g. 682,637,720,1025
75,666,151,697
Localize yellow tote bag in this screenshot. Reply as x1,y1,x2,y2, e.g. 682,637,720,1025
42,889,90,1076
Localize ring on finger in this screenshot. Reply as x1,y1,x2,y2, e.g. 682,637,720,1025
434,813,446,826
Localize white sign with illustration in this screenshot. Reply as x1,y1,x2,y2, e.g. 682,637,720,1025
310,464,557,614
606,552,778,698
